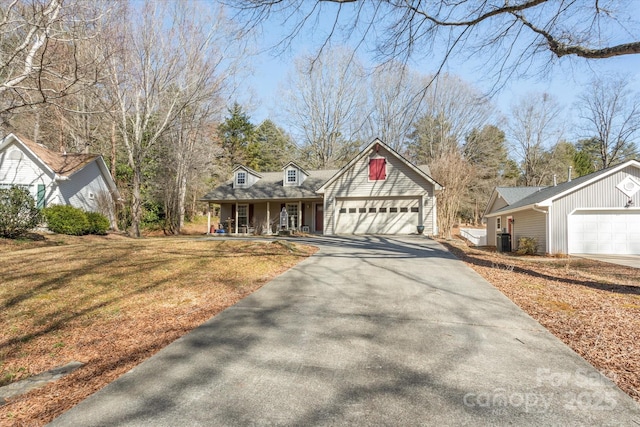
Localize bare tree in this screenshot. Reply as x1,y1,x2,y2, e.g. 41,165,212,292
161,109,220,235
230,1,640,87
100,1,241,237
430,150,473,239
283,46,367,168
0,0,109,121
364,64,425,152
406,74,494,237
408,74,494,163
576,75,639,169
508,92,564,186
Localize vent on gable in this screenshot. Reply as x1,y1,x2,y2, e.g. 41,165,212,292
617,175,640,198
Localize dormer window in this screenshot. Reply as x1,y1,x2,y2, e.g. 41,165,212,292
236,171,246,186
369,157,386,181
287,169,297,184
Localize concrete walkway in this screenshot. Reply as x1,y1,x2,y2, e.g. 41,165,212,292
49,236,640,426
572,253,640,269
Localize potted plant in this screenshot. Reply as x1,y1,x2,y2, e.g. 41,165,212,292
416,225,425,234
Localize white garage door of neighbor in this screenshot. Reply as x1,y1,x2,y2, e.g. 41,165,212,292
335,199,420,234
568,210,640,255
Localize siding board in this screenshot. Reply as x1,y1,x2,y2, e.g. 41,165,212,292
323,145,435,235
551,166,640,254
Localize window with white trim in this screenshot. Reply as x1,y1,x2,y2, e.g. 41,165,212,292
287,169,297,183
496,217,502,232
236,171,246,186
237,204,248,227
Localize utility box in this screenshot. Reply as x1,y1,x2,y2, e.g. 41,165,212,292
496,233,512,253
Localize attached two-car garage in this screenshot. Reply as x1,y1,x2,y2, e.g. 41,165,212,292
334,198,421,235
568,210,640,255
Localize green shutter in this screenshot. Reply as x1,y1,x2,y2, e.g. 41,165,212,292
36,184,45,209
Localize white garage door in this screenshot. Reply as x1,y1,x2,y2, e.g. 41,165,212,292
335,198,420,234
568,210,640,254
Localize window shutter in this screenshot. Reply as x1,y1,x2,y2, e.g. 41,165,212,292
369,158,386,180
37,184,45,209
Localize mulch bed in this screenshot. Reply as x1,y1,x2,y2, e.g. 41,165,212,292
439,238,640,403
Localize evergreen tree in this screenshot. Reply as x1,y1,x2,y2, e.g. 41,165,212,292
217,103,255,170
463,125,509,224
247,120,298,171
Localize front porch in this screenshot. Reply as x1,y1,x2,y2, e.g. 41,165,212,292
206,199,324,235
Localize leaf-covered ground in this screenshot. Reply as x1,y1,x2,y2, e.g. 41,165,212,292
2,231,638,425
0,234,316,426
440,238,640,404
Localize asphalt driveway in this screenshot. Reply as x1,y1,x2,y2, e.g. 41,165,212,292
49,236,640,426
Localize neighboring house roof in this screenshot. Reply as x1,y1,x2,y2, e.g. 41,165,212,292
0,133,120,197
485,159,640,216
21,136,97,177
482,186,546,218
495,186,546,205
201,169,338,202
317,138,443,193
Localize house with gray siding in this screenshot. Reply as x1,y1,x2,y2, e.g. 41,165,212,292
201,139,443,235
0,133,120,226
484,160,640,255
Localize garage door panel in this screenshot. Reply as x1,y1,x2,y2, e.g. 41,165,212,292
335,199,419,234
569,211,640,255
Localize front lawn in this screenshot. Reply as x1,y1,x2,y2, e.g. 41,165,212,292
0,234,316,425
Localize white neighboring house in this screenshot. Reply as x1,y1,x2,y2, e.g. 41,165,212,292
483,160,640,255
0,133,119,226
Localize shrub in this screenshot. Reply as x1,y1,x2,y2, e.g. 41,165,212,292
86,211,110,235
0,186,42,238
516,237,538,255
43,205,90,236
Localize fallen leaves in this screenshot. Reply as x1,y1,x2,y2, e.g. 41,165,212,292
441,238,640,404
0,235,316,426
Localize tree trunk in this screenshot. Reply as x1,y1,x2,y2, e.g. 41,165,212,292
130,166,142,238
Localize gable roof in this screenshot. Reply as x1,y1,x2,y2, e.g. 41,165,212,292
1,133,120,197
485,159,640,216
482,186,546,218
1,133,97,177
232,164,262,178
201,169,338,202
496,186,547,205
282,161,310,175
317,138,443,193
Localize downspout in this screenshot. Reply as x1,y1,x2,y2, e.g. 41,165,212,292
532,205,550,254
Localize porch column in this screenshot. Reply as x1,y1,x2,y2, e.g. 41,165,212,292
298,201,302,230
266,201,271,235
207,203,211,234
235,202,238,234
433,195,438,236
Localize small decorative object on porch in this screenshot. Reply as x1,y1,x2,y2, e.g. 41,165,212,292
417,225,425,234
279,207,288,230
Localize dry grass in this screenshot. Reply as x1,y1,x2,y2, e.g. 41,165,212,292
0,233,316,426
440,238,640,404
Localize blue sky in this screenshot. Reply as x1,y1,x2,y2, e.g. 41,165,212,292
235,4,640,142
